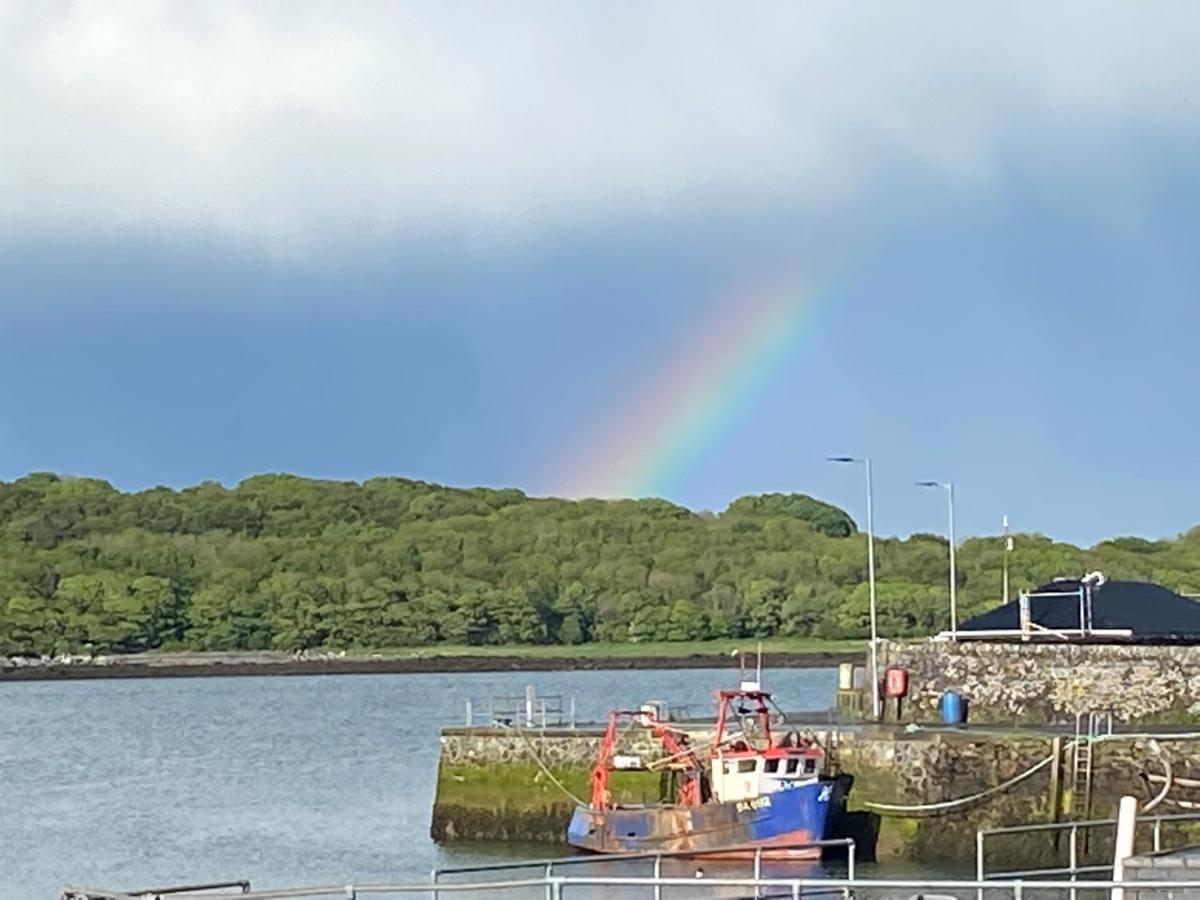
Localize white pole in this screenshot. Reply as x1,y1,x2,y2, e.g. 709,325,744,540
829,456,881,720
1002,515,1011,605
948,483,957,640
1112,794,1139,900
865,459,880,720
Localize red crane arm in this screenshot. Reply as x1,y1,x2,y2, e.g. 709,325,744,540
589,710,619,808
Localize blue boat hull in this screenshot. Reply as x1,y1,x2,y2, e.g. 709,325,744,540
567,779,837,859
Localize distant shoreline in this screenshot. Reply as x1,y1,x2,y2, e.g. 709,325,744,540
0,649,857,682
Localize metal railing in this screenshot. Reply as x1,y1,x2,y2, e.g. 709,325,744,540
63,875,1200,900
433,837,857,899
465,686,576,729
977,811,1200,898
63,884,252,898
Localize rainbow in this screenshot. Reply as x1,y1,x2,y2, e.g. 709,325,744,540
554,274,828,501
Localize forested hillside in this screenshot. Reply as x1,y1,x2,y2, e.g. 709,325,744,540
1,472,1198,655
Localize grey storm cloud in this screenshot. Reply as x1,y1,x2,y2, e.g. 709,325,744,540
1,1,1198,253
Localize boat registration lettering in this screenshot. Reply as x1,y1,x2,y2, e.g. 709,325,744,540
737,796,771,813
819,786,833,802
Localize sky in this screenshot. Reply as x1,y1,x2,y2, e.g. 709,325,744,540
2,2,1199,547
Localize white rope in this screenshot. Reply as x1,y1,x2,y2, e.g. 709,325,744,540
504,723,588,807
1146,772,1200,789
862,746,1064,816
864,732,1183,817
1141,739,1172,813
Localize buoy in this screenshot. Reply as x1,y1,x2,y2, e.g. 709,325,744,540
884,665,909,699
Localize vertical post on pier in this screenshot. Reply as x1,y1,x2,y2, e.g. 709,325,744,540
1069,824,1079,900
464,700,473,728
976,829,986,900
1049,736,1064,828
1112,794,1138,900
526,685,536,729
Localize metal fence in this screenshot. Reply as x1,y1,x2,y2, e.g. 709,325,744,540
66,819,1200,900
978,811,1200,883
974,809,1200,900
465,686,576,728
433,837,857,897
61,875,1200,900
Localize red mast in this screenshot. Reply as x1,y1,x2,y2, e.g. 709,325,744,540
713,689,774,750
589,707,703,809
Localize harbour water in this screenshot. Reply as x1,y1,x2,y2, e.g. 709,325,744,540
1,666,837,897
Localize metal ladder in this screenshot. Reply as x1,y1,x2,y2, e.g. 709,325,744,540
1070,711,1113,816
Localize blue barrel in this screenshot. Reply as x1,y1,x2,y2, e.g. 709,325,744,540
940,691,965,725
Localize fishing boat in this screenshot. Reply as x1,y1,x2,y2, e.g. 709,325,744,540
566,665,846,860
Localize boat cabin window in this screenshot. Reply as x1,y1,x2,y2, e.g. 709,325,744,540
804,758,817,775
785,758,800,774
765,759,780,774
737,759,757,774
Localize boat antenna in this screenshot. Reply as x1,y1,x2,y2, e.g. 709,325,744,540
756,641,763,687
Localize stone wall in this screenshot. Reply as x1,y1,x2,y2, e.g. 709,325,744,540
879,640,1200,724
829,729,1064,862
439,726,666,767
831,730,1200,864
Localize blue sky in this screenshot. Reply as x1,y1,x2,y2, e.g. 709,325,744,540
2,2,1199,547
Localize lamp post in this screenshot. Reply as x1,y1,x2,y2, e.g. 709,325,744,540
916,480,957,640
828,456,879,718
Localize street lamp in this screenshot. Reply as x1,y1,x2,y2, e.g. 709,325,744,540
916,480,957,640
827,456,879,719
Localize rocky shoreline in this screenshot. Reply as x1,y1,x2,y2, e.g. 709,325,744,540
0,649,856,681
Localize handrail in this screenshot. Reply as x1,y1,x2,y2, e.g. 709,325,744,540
982,811,1197,838
431,836,856,880
63,875,1200,900
977,810,1200,888
61,884,251,900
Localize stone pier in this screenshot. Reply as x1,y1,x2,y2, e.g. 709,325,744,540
433,640,1200,865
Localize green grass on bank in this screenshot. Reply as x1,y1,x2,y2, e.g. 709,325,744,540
346,637,866,660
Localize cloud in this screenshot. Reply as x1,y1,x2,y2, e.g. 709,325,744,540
1,1,1198,254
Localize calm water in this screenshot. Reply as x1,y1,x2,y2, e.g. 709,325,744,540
1,666,837,897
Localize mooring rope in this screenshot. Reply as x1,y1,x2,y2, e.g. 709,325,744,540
862,745,1066,816
1141,739,1172,813
503,723,1185,819
503,723,588,807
